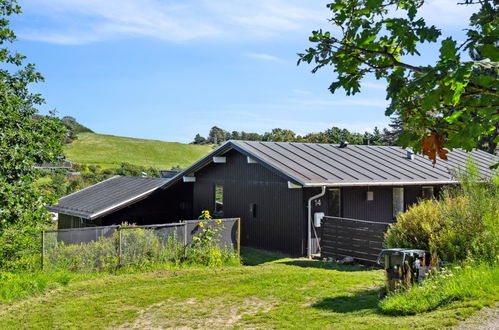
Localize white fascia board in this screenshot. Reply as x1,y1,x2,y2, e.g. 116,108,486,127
183,176,196,183
89,186,160,219
287,181,303,189
213,156,226,163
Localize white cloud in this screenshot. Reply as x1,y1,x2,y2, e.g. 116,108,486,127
18,0,328,45
292,89,313,95
245,52,282,62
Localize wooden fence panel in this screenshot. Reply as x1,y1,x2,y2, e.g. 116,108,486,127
321,216,391,263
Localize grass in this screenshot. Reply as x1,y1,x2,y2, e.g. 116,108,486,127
63,132,213,169
380,263,499,315
0,248,494,329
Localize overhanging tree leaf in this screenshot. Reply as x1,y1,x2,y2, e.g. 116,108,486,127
298,0,499,166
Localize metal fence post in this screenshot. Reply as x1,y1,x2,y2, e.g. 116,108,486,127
237,218,241,257
41,230,45,270
118,226,122,266
183,221,187,246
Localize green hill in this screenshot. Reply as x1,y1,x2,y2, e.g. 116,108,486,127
64,133,213,169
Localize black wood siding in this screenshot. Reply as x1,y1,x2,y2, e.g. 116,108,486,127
101,182,193,225
342,186,394,222
192,149,305,255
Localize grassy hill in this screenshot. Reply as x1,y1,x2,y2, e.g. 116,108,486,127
64,132,213,169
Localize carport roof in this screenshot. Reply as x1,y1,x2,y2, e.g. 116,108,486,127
47,176,170,219
162,140,498,188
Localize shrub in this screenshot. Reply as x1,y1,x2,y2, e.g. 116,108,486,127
379,263,499,315
44,222,240,272
0,226,42,272
384,159,498,264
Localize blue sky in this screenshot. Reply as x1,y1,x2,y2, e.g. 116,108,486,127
11,0,473,143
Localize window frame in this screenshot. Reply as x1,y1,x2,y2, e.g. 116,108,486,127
214,184,224,215
422,186,434,200
392,187,404,218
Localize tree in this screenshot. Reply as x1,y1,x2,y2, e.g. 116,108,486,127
263,128,300,142
207,126,229,145
192,133,207,145
298,0,498,165
0,0,66,232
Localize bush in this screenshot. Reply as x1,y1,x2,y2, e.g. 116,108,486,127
379,263,499,315
44,224,240,272
0,226,42,272
384,160,498,264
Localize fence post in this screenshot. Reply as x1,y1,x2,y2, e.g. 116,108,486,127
118,226,122,266
237,218,241,257
183,221,187,246
41,230,45,270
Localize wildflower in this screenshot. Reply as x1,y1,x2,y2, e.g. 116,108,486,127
199,221,204,228
216,219,222,225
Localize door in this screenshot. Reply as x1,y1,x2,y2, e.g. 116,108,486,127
312,188,341,255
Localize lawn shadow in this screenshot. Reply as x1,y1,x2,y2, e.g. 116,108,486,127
279,259,377,272
241,247,291,266
312,288,381,313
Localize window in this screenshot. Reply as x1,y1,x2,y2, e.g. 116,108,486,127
214,184,224,214
329,189,341,217
422,186,434,200
393,187,404,218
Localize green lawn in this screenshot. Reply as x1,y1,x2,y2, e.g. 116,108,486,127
64,132,213,169
0,249,489,329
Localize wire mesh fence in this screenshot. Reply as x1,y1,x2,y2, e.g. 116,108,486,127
41,218,240,271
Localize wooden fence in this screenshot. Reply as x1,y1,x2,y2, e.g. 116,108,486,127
321,216,391,263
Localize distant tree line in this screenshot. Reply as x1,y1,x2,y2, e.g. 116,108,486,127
192,117,403,146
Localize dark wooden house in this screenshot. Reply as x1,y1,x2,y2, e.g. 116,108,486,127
159,141,497,257
49,141,497,258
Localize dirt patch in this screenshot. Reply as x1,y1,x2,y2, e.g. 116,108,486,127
116,296,273,329
454,306,499,330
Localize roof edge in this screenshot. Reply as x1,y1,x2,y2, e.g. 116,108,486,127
302,180,459,187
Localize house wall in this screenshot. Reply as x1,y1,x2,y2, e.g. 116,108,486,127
304,184,445,224
192,149,305,255
101,182,193,226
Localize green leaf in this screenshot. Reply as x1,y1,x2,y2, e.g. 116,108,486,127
479,44,499,61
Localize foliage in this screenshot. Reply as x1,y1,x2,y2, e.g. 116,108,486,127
384,160,499,263
380,263,498,315
193,125,391,145
0,225,43,272
43,222,238,273
61,116,93,143
0,0,66,232
299,0,499,165
187,211,232,267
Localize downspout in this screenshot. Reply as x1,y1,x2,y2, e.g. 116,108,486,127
307,186,326,259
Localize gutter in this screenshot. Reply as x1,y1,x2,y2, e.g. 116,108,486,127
302,180,458,187
307,186,326,259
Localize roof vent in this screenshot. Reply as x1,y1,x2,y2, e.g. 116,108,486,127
339,141,349,148
406,150,414,160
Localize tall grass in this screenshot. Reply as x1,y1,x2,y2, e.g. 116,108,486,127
379,263,499,315
0,271,74,303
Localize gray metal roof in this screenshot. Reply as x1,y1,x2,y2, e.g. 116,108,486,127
163,140,498,188
47,176,170,219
